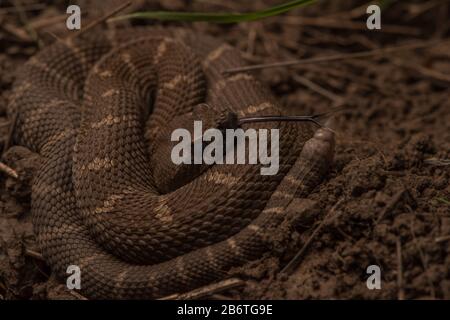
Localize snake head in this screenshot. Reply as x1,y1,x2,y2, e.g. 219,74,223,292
193,103,239,131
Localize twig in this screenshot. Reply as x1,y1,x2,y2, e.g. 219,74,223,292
159,278,244,300
2,22,31,42
435,235,450,243
69,290,89,300
12,0,40,45
223,39,448,75
0,121,10,130
68,1,132,40
376,189,406,224
391,58,450,85
29,14,67,31
435,197,450,205
292,74,344,105
281,198,345,275
409,222,436,299
44,30,66,44
25,248,45,261
396,237,405,300
210,293,234,300
425,158,450,166
280,16,422,36
406,0,449,19
323,1,372,19
0,3,45,14
246,24,258,56
0,162,18,179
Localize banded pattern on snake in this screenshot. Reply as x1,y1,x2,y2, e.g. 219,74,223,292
7,27,334,299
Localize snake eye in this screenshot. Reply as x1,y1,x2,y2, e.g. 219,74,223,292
221,111,239,130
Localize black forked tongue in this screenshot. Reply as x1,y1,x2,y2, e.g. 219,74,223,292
238,105,349,129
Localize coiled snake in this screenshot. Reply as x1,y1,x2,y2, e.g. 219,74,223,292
7,27,334,299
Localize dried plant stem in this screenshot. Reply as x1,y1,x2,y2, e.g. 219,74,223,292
67,1,132,40
223,39,447,74
25,249,45,261
281,198,344,275
0,162,18,179
293,74,344,105
396,237,405,300
159,278,244,300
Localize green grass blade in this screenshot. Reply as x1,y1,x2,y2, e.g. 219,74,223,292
112,0,316,23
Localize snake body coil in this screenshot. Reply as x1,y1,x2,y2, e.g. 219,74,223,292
8,28,334,299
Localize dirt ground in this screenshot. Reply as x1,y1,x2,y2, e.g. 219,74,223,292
0,0,449,300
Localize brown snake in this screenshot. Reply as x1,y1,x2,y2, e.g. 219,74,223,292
7,27,334,299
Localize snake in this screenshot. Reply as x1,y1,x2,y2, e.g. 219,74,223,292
7,27,335,299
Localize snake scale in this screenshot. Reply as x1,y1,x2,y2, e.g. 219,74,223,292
7,27,334,299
